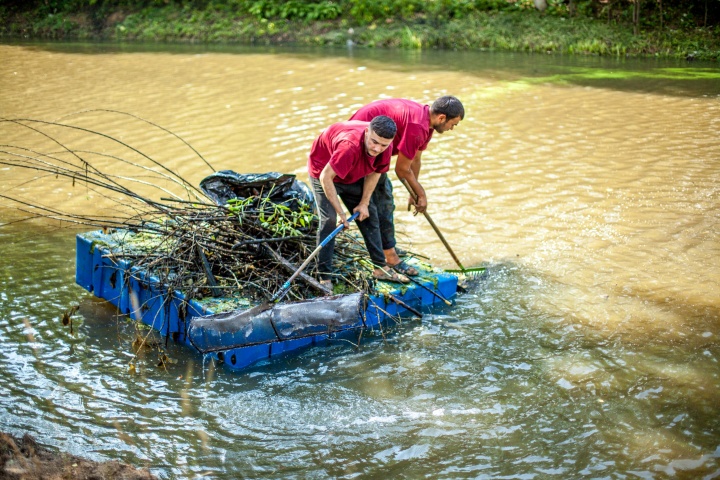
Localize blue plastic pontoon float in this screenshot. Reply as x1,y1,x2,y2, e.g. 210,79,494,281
75,230,458,371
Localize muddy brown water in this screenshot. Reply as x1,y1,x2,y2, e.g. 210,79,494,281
1,42,719,479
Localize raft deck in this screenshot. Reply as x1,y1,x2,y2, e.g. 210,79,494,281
75,230,458,371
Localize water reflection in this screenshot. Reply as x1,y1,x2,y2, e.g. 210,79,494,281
11,40,720,97
0,42,719,478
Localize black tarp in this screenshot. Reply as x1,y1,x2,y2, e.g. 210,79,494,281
187,293,364,353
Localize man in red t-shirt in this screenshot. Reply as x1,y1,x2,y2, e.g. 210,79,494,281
308,115,410,287
349,96,465,276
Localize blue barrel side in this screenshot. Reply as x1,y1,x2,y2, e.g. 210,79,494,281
75,234,94,292
435,272,459,301
219,344,271,370
269,337,314,357
363,295,385,329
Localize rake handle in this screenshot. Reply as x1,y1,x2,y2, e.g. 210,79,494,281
399,178,466,272
271,211,360,303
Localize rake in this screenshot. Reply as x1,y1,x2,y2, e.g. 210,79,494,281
400,178,485,276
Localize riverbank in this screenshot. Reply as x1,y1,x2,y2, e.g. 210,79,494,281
1,431,156,479
1,7,718,61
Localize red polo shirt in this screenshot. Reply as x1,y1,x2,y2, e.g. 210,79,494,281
308,121,391,184
349,98,433,160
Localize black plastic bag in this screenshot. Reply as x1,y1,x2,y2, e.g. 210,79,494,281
200,171,314,209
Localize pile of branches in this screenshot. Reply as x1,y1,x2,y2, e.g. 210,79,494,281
113,185,374,304
0,112,374,306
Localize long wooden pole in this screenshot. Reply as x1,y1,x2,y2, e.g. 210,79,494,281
399,178,466,272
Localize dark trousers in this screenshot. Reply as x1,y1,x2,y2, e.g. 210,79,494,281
371,172,397,250
310,177,386,280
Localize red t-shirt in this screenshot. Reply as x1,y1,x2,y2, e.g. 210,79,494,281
349,98,433,160
308,121,391,184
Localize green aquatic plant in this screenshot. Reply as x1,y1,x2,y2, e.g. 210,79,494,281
258,195,316,238
226,197,254,226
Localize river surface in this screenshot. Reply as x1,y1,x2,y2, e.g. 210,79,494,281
1,42,719,479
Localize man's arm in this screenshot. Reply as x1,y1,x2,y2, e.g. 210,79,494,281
319,163,349,227
411,151,422,179
395,150,427,213
355,172,381,221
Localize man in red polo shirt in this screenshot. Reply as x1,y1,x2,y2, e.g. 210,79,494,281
349,96,465,276
308,115,409,287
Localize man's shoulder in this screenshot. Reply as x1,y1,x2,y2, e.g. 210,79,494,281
328,119,368,131
323,120,368,139
369,98,424,110
352,99,426,128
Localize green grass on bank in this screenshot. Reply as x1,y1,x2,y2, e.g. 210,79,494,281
1,7,718,61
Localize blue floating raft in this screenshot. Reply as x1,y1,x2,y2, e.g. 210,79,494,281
75,230,458,371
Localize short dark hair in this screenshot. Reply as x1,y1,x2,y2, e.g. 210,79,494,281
431,96,465,120
369,115,397,139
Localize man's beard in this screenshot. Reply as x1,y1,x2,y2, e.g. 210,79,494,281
433,122,446,134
